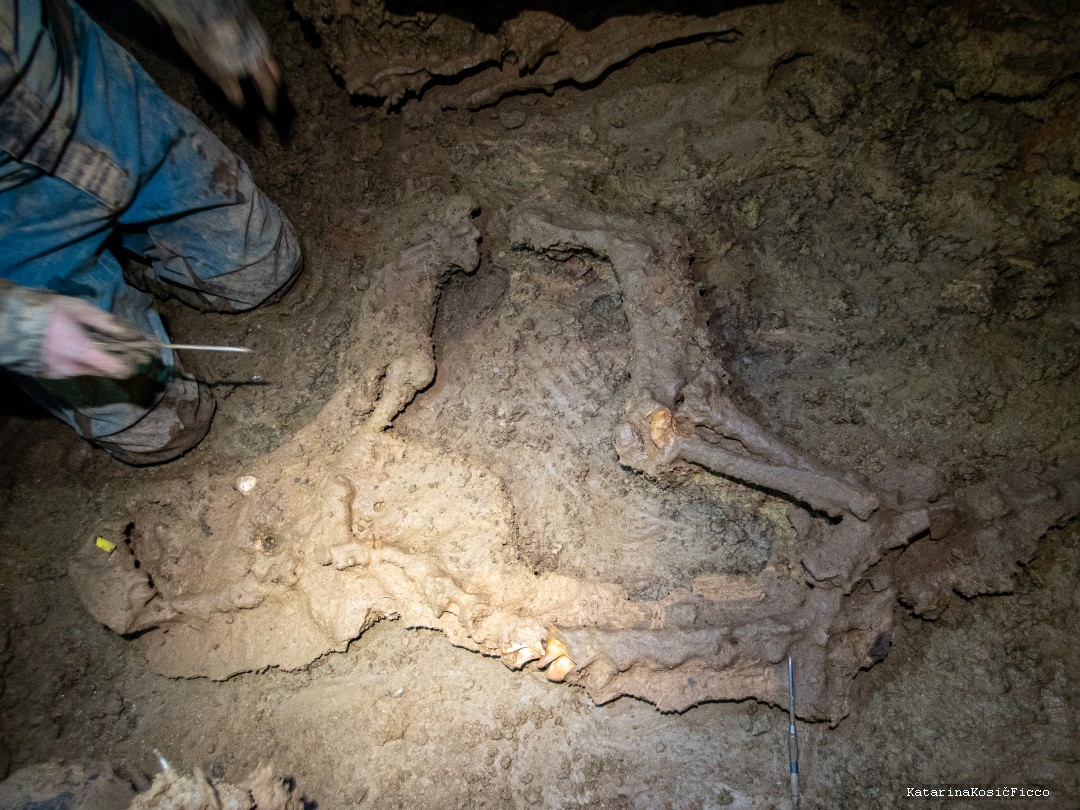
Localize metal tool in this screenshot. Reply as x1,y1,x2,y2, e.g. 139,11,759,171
83,327,253,381
157,343,251,353
89,329,251,365
788,655,800,809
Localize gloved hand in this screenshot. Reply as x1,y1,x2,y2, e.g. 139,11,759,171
0,284,159,379
40,296,147,379
137,0,282,113
172,23,281,112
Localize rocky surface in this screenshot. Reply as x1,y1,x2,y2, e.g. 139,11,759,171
1,0,1078,805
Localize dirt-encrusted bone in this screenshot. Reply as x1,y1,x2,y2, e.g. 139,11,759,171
69,202,1080,724
347,196,480,430
0,760,302,809
510,206,880,521
293,0,744,108
69,531,177,635
509,207,701,411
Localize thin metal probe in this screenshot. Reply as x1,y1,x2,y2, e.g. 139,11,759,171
788,655,800,809
158,343,252,354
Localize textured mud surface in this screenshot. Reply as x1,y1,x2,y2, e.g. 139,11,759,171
2,0,1079,806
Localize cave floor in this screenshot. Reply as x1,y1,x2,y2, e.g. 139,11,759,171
1,0,1079,807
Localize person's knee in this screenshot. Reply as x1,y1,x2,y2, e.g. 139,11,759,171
92,373,216,465
239,205,303,308
137,191,303,313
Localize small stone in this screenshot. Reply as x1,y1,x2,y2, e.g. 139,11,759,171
234,475,257,495
950,107,979,133
499,109,527,130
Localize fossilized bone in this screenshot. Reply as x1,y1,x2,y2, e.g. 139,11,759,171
346,197,481,430
509,206,880,521
69,200,1080,723
294,0,744,109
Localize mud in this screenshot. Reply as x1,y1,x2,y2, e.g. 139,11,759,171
292,0,743,109
0,759,300,809
2,0,1079,806
62,194,1079,722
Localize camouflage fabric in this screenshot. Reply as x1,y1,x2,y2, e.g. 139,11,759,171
0,280,51,377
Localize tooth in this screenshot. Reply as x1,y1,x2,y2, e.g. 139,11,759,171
502,643,542,669
536,634,571,669
544,655,575,682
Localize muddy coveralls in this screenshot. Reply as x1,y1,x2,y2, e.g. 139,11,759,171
0,0,301,463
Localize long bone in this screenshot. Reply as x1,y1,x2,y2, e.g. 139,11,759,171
510,207,879,521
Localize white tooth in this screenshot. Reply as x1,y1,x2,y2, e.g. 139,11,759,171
503,646,542,669
537,636,571,669
545,656,575,682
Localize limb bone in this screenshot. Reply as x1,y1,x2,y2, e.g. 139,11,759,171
511,206,879,520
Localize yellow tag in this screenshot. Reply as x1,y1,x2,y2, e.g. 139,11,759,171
95,536,117,553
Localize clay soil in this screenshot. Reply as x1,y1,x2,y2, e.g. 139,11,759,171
1,0,1079,807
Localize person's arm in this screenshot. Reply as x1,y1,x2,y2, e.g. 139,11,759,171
134,0,281,111
0,281,142,378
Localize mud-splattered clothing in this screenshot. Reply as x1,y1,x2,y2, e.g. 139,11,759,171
0,0,300,462
0,280,52,377
0,0,270,171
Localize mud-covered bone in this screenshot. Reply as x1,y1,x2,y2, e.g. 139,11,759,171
676,371,881,518
346,196,481,430
68,534,176,635
895,461,1080,619
129,761,301,810
67,200,1080,725
511,207,879,521
680,370,846,476
676,430,881,520
510,207,701,411
293,0,744,108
